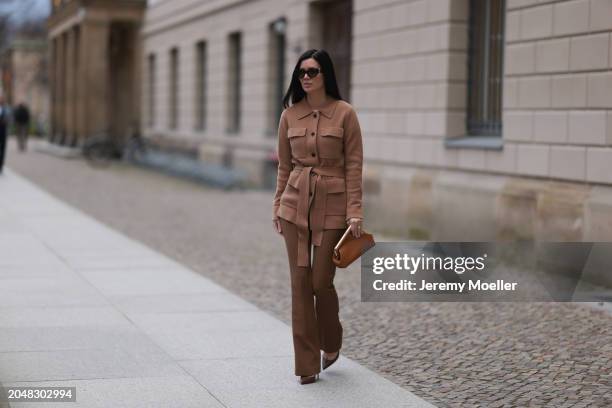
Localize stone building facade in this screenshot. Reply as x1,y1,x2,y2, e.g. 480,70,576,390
1,38,50,134
47,0,146,146
143,0,612,282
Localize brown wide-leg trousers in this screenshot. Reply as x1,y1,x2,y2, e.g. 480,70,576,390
279,217,345,376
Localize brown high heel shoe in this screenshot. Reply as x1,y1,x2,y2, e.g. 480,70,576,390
322,350,340,370
298,373,319,385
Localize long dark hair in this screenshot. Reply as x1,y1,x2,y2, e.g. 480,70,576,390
282,49,343,109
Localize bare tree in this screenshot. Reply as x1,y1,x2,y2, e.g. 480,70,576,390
16,17,46,39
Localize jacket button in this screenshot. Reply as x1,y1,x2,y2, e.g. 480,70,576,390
311,153,315,157
309,192,313,196
311,132,315,136
313,113,317,118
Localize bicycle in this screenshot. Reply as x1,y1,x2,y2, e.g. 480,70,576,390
122,128,148,163
82,127,147,168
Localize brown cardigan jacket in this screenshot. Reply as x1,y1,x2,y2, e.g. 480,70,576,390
272,97,363,267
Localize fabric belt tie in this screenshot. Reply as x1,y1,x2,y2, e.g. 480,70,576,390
293,164,345,268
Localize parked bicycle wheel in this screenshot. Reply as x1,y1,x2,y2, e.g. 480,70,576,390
83,134,121,168
123,132,147,163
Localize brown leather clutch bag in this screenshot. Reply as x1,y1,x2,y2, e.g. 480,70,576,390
332,225,376,268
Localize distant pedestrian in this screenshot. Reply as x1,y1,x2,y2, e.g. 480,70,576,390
13,102,30,152
0,95,9,174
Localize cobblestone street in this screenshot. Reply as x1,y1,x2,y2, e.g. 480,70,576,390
6,140,612,407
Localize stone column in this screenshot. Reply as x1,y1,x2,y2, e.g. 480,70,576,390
57,33,67,144
64,28,75,146
74,25,86,145
131,23,143,134
53,33,66,145
80,20,110,139
48,37,56,142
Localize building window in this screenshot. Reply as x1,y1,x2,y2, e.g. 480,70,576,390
466,0,505,137
268,17,286,137
169,47,179,130
148,53,156,128
227,32,241,134
309,0,352,102
195,41,207,131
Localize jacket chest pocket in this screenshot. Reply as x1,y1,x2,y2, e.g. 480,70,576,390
288,127,307,158
318,127,344,159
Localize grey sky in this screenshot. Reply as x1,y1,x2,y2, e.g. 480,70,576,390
0,0,50,23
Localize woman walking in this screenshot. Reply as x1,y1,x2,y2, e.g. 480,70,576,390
272,49,364,385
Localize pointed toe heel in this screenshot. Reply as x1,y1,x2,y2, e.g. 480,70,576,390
322,350,340,370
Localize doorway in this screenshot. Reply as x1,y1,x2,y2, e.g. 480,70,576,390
109,22,138,144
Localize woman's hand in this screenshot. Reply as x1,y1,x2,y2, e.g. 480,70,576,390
348,218,363,238
273,218,283,235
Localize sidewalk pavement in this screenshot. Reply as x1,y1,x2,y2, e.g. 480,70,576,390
0,168,435,408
